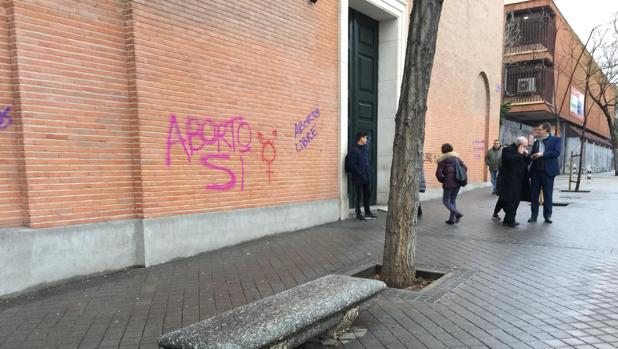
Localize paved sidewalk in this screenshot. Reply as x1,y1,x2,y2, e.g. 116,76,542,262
1,174,618,349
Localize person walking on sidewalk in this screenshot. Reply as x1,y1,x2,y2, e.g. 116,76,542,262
529,122,561,224
485,139,502,195
498,136,531,227
435,143,467,225
349,131,378,222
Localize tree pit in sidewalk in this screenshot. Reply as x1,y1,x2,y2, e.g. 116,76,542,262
352,264,445,292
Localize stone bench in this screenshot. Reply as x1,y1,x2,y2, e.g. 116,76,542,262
158,274,386,349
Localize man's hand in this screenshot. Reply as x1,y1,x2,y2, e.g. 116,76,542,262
531,152,543,159
517,145,526,154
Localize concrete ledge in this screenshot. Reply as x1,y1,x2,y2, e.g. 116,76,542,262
0,220,140,297
159,274,386,349
0,199,340,297
143,199,340,266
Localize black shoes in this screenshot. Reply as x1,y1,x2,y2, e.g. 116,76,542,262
492,213,501,221
528,217,537,223
365,213,378,220
445,220,455,225
503,221,520,227
455,213,463,223
544,217,553,224
356,212,377,222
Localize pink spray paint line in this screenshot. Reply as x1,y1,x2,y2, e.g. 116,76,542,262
166,114,191,165
200,153,246,192
167,114,254,165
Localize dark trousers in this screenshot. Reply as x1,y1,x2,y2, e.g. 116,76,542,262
442,187,460,221
530,171,555,219
503,200,520,224
493,198,504,215
355,183,371,217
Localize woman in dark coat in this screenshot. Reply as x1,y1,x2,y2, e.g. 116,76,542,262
435,144,467,224
497,136,531,227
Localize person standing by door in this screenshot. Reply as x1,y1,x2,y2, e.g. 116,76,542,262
348,131,378,222
529,122,561,224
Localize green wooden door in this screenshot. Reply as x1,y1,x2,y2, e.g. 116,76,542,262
349,9,379,206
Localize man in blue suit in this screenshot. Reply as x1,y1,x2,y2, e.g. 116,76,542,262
529,122,561,224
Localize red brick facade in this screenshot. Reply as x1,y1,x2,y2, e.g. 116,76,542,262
504,0,615,139
423,0,503,187
0,0,340,228
0,0,504,229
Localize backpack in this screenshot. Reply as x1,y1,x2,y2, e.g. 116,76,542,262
454,158,467,186
344,153,353,173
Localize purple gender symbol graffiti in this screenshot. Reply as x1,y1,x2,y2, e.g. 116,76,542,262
0,106,13,130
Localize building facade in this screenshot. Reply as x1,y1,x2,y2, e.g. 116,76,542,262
502,0,616,173
0,0,503,297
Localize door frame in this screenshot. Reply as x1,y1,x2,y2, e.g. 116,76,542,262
338,0,408,220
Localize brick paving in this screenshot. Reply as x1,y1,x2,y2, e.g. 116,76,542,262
1,174,617,348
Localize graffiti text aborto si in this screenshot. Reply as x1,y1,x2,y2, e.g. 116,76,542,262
166,114,275,191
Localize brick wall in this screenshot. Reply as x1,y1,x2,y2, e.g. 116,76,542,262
2,0,504,228
129,0,339,219
0,0,25,227
9,0,135,228
2,0,339,228
423,0,504,188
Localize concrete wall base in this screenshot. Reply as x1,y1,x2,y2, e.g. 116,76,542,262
0,199,339,297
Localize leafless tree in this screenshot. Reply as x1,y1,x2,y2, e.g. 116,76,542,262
586,15,618,175
504,11,521,50
382,0,444,288
544,23,597,136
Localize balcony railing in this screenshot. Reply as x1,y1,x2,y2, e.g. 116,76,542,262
504,61,554,105
505,8,556,55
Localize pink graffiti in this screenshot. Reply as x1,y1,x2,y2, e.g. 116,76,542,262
473,139,486,160
258,130,277,183
0,106,12,130
166,114,252,191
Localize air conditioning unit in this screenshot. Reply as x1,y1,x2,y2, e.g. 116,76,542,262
517,77,537,93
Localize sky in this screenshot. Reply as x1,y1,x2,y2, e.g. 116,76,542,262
553,0,618,43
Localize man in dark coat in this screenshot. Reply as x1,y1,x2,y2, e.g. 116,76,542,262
529,122,561,224
349,131,377,222
498,136,531,227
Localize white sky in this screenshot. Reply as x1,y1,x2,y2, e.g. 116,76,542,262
553,0,618,43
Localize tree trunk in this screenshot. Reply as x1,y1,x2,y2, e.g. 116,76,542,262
382,0,444,289
575,128,586,191
575,80,590,191
611,126,618,176
597,104,618,176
